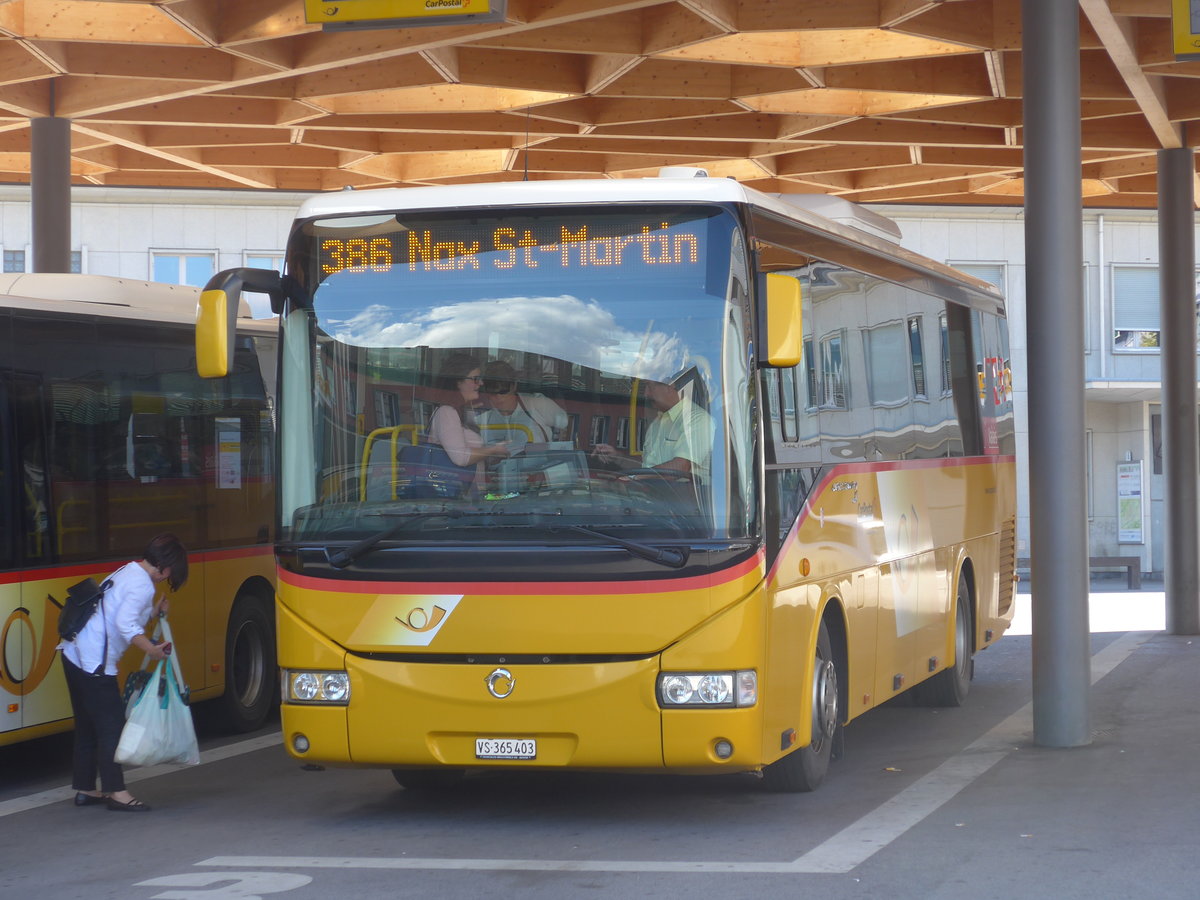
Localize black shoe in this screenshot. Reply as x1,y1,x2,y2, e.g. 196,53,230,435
74,792,106,807
106,796,151,812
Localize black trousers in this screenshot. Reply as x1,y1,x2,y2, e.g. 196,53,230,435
62,655,127,793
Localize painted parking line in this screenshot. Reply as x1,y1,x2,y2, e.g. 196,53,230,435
0,732,281,819
200,632,1150,876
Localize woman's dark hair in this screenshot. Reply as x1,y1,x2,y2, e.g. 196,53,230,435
434,352,482,430
143,532,189,591
435,352,481,391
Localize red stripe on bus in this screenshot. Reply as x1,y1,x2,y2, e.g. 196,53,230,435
278,550,765,596
0,545,273,585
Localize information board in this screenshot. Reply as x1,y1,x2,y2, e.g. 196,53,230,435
1117,460,1143,544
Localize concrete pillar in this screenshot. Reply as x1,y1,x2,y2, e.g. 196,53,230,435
1022,0,1092,747
31,116,71,274
1158,146,1200,635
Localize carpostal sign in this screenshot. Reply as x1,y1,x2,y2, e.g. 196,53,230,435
1173,0,1200,60
305,0,503,29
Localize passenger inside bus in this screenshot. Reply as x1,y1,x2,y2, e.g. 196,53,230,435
477,359,568,451
426,353,511,492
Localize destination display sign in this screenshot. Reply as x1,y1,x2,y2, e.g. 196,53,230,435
317,220,704,278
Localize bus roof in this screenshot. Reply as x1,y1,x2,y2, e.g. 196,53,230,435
0,273,258,320
294,172,1005,316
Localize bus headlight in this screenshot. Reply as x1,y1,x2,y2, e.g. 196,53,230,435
657,671,757,708
285,670,351,705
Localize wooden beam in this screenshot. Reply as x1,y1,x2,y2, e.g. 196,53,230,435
21,1,207,46
1079,0,1179,147
72,121,277,188
473,11,644,55
641,3,727,55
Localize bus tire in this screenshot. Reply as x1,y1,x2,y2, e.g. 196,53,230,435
391,768,466,791
913,571,973,707
219,592,277,732
761,620,839,793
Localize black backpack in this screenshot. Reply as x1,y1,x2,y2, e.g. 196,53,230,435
56,577,111,642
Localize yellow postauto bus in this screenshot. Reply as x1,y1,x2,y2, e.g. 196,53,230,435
198,172,1016,792
1,274,277,746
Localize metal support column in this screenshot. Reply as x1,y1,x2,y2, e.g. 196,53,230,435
1022,0,1091,747
31,116,71,273
1158,146,1200,635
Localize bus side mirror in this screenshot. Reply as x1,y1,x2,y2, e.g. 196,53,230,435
760,273,802,368
197,268,284,378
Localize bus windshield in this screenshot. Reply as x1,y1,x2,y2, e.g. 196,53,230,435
279,204,757,546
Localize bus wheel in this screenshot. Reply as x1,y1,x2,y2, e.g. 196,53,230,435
219,594,276,732
761,621,839,793
391,768,466,791
913,571,973,707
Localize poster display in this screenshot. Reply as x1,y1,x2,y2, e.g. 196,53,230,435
217,417,242,490
1117,461,1143,544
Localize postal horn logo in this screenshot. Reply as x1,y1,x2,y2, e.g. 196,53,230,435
387,595,462,646
395,605,447,633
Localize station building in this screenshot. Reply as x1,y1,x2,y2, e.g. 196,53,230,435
0,183,1191,577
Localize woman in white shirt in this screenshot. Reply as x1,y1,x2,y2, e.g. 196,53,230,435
60,532,188,812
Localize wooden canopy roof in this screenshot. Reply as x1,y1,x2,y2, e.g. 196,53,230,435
0,0,1194,207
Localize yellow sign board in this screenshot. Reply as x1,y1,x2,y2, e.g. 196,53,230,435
1173,0,1200,59
305,0,500,28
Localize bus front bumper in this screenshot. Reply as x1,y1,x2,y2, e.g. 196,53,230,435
281,654,766,772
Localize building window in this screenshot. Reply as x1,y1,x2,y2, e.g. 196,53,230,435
955,263,1006,295
589,415,609,446
239,252,285,317
864,322,908,407
244,252,284,273
4,249,25,273
780,366,799,441
615,417,630,450
70,250,84,274
803,339,817,410
374,391,400,428
938,313,953,396
1112,265,1162,349
151,251,217,287
908,316,927,398
819,332,847,409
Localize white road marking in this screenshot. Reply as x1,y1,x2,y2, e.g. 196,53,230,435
197,632,1151,876
0,732,281,819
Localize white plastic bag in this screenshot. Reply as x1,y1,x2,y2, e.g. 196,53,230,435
115,620,199,767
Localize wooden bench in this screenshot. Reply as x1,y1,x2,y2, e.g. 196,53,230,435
1016,556,1141,590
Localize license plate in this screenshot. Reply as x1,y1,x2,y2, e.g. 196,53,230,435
475,737,537,760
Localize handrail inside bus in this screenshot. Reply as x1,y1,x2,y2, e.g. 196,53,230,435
360,424,423,501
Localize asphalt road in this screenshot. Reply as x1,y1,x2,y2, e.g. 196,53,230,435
2,588,1196,900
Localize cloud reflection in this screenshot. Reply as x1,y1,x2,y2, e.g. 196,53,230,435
321,293,695,381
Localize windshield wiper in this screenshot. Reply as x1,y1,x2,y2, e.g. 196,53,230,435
565,524,689,569
327,509,464,569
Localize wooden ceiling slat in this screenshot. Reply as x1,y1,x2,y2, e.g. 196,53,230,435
0,1,1185,207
